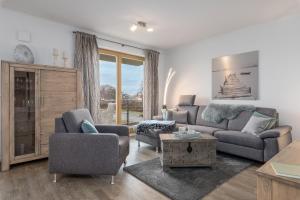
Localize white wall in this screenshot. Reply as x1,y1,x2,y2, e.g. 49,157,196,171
165,13,300,139
0,7,165,160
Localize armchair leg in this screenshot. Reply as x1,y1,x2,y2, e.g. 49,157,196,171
138,141,140,147
53,173,57,183
111,176,115,185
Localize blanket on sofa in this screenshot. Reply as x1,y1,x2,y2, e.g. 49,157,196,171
136,120,176,135
201,103,255,123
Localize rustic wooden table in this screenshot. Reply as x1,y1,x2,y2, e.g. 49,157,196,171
256,140,300,200
159,133,217,170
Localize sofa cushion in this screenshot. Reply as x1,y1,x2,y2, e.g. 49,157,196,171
62,109,94,133
172,110,188,124
241,112,276,136
227,110,253,131
178,95,196,106
187,125,223,134
81,120,99,134
177,105,199,125
214,130,264,150
227,107,278,131
196,105,228,129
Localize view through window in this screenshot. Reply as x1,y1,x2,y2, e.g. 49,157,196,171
99,50,144,125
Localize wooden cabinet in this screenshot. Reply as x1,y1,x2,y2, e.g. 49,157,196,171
1,61,82,171
256,141,300,200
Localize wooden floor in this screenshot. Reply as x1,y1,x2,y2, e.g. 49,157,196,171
0,137,260,200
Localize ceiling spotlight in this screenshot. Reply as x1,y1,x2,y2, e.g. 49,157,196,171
130,21,154,33
130,24,138,32
147,28,154,32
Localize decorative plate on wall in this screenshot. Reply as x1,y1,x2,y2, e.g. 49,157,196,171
14,44,34,64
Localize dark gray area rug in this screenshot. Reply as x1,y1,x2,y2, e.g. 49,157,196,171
124,153,254,200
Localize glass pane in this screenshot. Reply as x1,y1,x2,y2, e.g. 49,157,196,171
121,58,144,125
14,71,35,156
99,54,117,124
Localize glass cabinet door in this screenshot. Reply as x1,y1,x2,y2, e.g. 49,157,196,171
14,70,37,157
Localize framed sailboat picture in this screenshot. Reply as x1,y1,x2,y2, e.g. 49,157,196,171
212,51,259,100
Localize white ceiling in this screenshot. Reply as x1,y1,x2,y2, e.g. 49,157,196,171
2,0,300,49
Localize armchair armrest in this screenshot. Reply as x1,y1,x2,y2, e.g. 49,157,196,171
95,125,129,136
49,133,120,174
259,125,292,139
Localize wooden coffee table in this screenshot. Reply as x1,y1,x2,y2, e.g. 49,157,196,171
159,133,217,170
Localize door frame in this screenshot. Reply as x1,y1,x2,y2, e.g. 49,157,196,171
98,49,144,124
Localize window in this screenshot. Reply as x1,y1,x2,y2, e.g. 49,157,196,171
99,49,144,125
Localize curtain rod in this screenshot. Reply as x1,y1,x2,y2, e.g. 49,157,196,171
73,31,147,51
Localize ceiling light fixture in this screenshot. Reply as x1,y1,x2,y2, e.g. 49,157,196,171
130,21,154,33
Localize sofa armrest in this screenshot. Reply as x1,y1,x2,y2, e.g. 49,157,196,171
153,115,163,120
259,125,292,139
49,133,120,174
95,125,129,136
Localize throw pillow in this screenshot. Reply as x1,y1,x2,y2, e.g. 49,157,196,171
253,112,277,129
172,110,188,124
81,120,99,134
242,113,274,136
166,108,178,120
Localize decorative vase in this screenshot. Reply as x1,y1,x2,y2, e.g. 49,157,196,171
161,105,168,121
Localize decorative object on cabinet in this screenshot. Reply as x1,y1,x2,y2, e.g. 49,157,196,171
1,61,83,171
13,44,34,64
62,51,69,67
52,48,59,66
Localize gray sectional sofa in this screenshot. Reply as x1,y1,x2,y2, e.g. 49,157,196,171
152,96,292,162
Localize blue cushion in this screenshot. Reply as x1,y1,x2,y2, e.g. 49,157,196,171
81,120,99,134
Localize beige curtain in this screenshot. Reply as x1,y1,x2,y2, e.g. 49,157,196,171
74,31,101,123
143,50,160,120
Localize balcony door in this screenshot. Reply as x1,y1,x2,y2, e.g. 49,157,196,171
99,49,144,125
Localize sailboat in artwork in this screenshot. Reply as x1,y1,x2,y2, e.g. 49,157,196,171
218,73,251,98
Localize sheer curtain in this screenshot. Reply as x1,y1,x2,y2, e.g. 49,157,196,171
143,50,160,120
74,31,101,122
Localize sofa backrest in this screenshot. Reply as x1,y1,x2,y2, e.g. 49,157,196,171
62,108,94,133
55,118,67,133
227,107,278,131
196,105,228,129
177,105,199,125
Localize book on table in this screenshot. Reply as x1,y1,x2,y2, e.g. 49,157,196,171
271,162,300,179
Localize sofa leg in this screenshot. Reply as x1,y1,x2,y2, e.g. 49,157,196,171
111,176,115,185
53,173,57,183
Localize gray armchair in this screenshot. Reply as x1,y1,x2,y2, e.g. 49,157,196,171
49,109,129,184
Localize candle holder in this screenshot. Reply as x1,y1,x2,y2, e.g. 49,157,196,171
52,48,59,66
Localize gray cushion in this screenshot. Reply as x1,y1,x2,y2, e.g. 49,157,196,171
241,113,274,135
177,105,199,125
62,109,94,133
227,110,253,131
227,107,278,131
187,125,223,134
214,130,264,149
172,110,188,124
196,105,228,129
178,95,196,106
